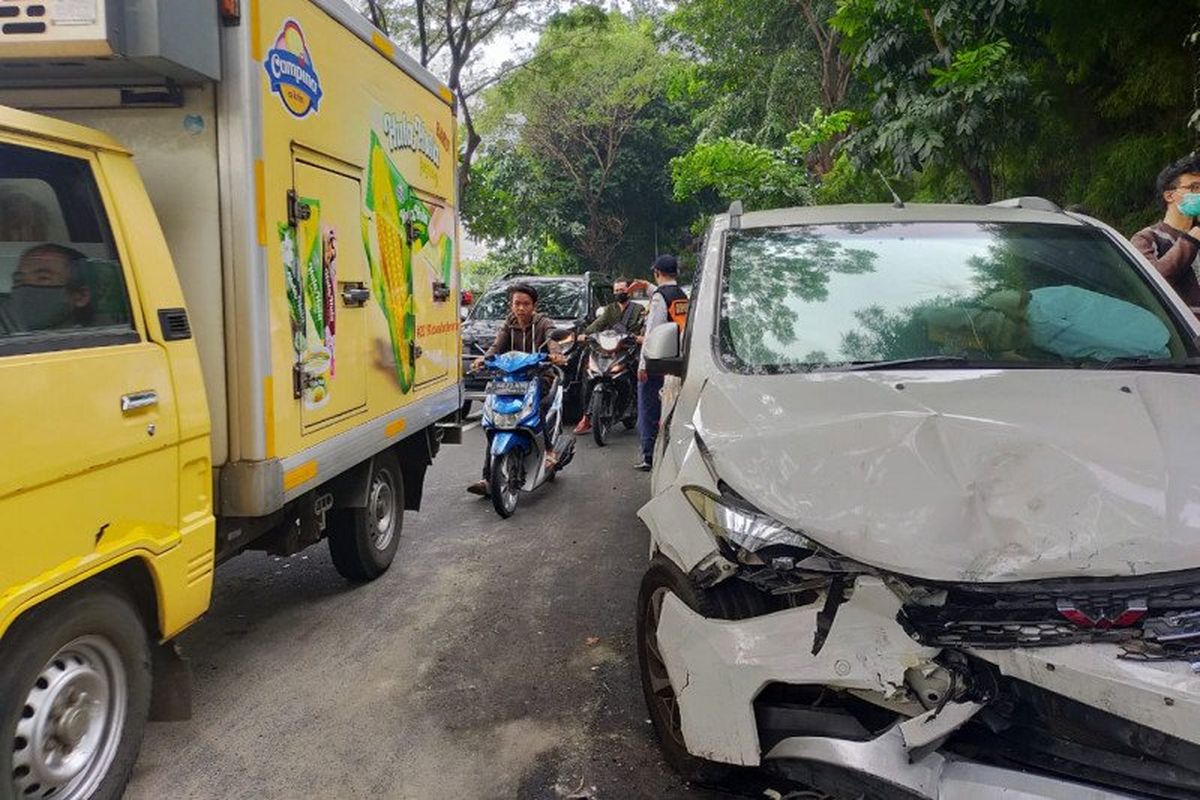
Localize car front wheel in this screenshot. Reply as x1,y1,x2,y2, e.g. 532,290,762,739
636,555,769,786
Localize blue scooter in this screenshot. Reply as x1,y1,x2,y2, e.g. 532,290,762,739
480,351,577,517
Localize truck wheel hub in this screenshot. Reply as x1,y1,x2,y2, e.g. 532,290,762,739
369,470,396,551
12,636,127,800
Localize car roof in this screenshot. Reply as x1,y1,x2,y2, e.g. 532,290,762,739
493,274,586,285
733,202,1086,229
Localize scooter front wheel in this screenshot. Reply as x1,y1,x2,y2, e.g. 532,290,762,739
490,449,522,518
590,392,611,447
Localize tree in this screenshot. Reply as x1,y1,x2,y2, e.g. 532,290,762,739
359,0,543,199
476,8,674,271
667,0,845,149
670,137,811,210
831,0,1039,203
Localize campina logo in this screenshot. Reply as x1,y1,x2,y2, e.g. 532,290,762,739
264,19,323,118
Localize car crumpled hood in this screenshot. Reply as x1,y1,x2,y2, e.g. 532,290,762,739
694,369,1200,582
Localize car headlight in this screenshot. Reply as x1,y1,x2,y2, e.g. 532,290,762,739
683,486,815,563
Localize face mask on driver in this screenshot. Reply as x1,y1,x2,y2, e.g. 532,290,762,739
615,292,630,303
1179,193,1200,217
12,285,71,331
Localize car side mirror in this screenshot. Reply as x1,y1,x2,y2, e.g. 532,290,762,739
644,322,683,376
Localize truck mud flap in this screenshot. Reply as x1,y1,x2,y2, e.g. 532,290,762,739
149,642,192,722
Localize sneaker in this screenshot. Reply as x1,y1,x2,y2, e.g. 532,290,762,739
573,416,592,434
633,458,652,472
466,479,490,497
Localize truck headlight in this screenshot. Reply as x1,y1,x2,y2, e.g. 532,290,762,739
683,486,815,561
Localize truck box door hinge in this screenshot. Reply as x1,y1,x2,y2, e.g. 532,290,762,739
287,190,311,227
410,342,423,362
292,362,304,399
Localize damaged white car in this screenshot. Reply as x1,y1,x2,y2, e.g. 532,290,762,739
636,198,1200,799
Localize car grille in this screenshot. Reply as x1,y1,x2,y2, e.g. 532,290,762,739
901,571,1200,655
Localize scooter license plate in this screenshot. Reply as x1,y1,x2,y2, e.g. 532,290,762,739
486,380,531,396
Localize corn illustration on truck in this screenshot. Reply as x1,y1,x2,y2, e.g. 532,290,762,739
0,2,462,797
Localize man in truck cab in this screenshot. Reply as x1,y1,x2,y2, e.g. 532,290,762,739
1,243,93,334
2,242,130,337
467,282,566,496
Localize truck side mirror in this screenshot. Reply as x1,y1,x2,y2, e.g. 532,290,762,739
644,322,683,376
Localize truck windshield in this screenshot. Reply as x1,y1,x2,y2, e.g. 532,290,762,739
471,280,583,321
718,221,1192,373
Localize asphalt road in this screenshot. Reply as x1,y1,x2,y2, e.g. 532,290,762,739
124,423,773,800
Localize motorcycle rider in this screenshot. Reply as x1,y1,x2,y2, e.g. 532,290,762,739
573,276,646,435
467,282,566,497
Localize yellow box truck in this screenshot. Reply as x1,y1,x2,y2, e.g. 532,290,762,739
0,2,461,797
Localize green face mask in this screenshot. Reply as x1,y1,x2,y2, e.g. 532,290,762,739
1178,193,1200,217
12,285,71,330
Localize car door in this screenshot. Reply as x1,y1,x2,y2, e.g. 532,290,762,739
0,135,179,594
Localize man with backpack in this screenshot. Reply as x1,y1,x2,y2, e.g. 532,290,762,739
634,254,687,471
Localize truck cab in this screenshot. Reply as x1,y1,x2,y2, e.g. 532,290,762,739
0,2,462,797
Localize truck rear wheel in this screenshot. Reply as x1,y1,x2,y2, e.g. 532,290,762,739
327,452,403,581
1,584,152,800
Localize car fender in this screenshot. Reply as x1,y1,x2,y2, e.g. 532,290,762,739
638,431,724,573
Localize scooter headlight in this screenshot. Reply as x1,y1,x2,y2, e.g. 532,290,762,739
683,486,815,563
488,410,521,428
484,392,526,428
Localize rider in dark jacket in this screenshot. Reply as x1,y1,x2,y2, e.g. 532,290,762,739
574,277,645,434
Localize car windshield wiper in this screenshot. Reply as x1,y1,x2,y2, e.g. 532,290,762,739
812,355,974,372
1089,356,1200,372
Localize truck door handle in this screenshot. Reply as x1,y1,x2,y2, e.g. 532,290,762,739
341,283,370,307
432,281,451,302
121,391,158,413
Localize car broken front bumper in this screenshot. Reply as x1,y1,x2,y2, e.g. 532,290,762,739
655,575,1200,799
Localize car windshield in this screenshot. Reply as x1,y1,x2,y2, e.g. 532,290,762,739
719,221,1192,372
471,280,583,321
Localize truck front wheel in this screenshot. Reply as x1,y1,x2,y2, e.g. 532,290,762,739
327,452,404,581
1,585,152,800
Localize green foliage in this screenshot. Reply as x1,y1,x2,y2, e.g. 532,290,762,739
464,7,696,275
670,138,812,209
666,0,829,147
789,109,858,155
461,0,1198,275
832,0,1038,202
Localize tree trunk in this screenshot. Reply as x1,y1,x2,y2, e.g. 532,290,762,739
964,159,994,204
365,0,388,34
415,0,430,67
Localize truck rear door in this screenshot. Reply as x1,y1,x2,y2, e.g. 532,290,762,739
291,152,369,430
0,136,180,590
410,193,457,391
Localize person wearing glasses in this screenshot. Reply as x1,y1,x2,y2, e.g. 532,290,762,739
1132,153,1200,311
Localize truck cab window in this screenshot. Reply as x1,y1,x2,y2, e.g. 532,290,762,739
0,143,134,350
